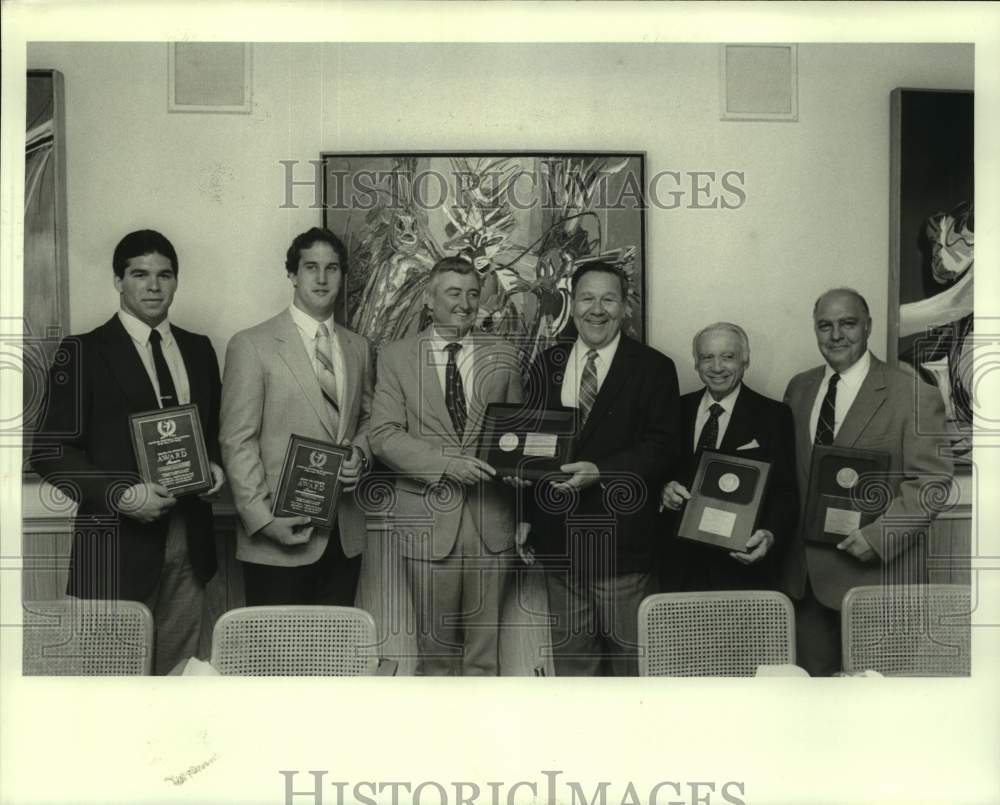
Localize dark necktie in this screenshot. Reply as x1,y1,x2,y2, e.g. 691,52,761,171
697,402,724,451
148,329,177,408
578,349,599,425
814,373,841,446
444,342,467,437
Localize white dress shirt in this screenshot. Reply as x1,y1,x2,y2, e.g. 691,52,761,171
809,350,872,442
289,303,346,407
118,309,190,407
428,328,476,398
561,332,621,408
693,383,741,451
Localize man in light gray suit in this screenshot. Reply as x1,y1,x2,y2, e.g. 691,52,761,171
220,228,374,606
781,287,953,675
370,256,523,675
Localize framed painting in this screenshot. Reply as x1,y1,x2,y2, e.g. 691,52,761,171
321,152,646,370
888,89,973,459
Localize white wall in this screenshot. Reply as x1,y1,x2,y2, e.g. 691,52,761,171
27,42,973,399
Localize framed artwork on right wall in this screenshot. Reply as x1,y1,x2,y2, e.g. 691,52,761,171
888,88,973,460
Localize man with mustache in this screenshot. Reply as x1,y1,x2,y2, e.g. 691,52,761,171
220,227,374,607
658,322,798,592
31,229,226,674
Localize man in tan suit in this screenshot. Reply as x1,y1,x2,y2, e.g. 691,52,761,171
781,288,953,675
370,256,523,675
220,227,374,605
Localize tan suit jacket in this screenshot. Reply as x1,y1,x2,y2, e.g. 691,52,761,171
369,330,523,560
781,354,953,609
220,310,373,566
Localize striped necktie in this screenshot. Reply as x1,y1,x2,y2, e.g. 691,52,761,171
578,349,599,426
814,373,840,446
315,323,341,427
444,342,467,437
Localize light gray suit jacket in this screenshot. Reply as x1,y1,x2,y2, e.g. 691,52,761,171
220,310,374,566
781,354,954,609
369,329,523,560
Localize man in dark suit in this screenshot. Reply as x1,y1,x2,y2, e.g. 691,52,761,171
370,256,523,675
782,288,953,675
520,261,681,676
659,322,798,592
220,227,373,608
31,230,225,674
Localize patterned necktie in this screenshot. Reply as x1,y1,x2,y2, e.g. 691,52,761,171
148,329,177,408
814,373,841,446
444,342,467,437
315,323,342,427
697,402,725,451
578,349,599,426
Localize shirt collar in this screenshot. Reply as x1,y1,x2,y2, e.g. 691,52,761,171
430,327,474,351
289,303,336,340
118,308,171,345
574,331,621,364
699,382,742,415
824,350,871,390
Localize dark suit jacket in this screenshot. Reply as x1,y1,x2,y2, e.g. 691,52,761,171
781,354,953,609
31,315,221,600
661,383,798,592
524,334,681,576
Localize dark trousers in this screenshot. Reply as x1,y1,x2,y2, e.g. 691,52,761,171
545,569,653,676
794,576,843,676
241,532,361,607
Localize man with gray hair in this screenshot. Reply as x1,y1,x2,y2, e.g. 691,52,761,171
781,288,952,675
659,322,798,592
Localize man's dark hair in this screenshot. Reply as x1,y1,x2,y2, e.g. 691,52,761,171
570,261,627,298
428,255,480,285
285,227,349,275
112,230,178,278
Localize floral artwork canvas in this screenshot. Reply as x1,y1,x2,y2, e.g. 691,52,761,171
322,152,646,371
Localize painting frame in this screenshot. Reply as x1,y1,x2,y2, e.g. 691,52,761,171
320,150,647,370
888,88,973,460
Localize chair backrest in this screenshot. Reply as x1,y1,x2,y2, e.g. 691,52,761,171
841,584,970,676
23,599,154,675
638,591,796,676
210,605,379,676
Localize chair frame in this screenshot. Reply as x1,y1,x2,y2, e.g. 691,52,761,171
840,584,971,677
638,590,796,677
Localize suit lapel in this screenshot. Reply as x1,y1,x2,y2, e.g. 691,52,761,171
719,385,754,452
417,332,458,444
172,327,207,415
463,336,497,448
336,327,362,443
796,369,824,480
274,311,337,441
99,316,160,412
835,359,887,447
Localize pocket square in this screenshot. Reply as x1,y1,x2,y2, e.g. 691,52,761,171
737,439,760,450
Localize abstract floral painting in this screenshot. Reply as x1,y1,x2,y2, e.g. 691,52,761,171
322,152,646,370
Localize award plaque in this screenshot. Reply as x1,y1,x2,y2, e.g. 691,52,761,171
677,450,772,552
477,403,576,480
128,404,212,496
271,435,351,528
804,445,891,546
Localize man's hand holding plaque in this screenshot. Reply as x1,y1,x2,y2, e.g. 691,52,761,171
478,403,575,482
271,434,351,529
